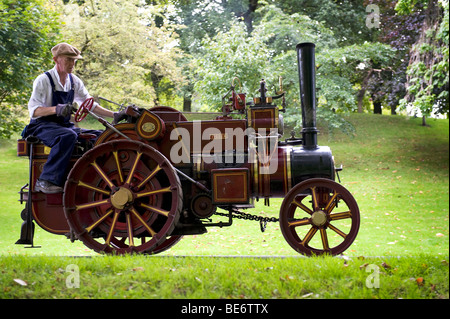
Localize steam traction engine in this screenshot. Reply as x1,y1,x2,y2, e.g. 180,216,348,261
16,43,360,256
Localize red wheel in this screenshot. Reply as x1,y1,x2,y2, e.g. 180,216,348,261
279,178,360,256
74,97,94,122
63,140,182,254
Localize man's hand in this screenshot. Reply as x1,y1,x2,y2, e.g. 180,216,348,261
112,110,127,125
55,103,77,117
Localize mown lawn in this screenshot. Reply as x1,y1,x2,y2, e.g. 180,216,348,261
0,254,448,299
0,113,448,299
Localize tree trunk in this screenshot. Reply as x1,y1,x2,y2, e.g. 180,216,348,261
357,88,365,113
372,93,382,114
391,104,397,115
373,100,382,114
183,96,192,112
422,115,427,126
242,0,259,33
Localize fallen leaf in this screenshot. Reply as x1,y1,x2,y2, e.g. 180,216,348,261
132,267,144,272
359,263,369,269
416,277,424,286
381,262,391,269
13,279,27,286
436,233,444,237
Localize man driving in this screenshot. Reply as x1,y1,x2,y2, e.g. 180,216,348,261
24,42,121,193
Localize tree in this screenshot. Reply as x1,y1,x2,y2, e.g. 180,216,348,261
276,0,374,45
58,0,184,108
364,0,425,115
0,0,60,138
191,5,335,110
192,4,397,134
159,0,239,111
396,0,449,125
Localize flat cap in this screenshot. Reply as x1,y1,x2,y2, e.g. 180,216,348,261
51,43,83,59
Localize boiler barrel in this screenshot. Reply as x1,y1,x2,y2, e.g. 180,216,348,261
190,145,335,199
252,145,335,197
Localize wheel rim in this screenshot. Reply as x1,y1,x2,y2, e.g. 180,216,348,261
64,140,182,254
148,235,183,255
279,178,360,256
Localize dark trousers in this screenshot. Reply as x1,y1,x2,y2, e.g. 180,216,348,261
24,120,101,186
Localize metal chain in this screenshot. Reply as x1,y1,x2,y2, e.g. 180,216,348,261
213,209,279,232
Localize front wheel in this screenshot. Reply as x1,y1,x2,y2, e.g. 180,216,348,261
279,178,360,256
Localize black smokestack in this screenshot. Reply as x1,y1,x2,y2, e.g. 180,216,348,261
296,42,318,149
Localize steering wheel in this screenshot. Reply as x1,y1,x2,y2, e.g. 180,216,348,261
74,97,94,122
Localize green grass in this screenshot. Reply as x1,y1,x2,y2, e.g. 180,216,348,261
1,255,448,299
0,113,448,299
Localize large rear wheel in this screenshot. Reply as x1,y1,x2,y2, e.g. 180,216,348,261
64,140,182,254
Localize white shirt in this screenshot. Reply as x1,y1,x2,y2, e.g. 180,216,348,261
27,66,97,119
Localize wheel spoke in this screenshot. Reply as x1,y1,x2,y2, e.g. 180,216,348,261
328,223,347,238
139,202,169,217
320,228,330,251
91,161,115,189
135,186,172,198
130,207,156,236
311,187,319,211
85,208,114,233
301,227,317,246
105,210,120,245
126,212,135,247
125,152,143,185
288,218,311,227
113,151,124,184
330,211,352,221
76,198,110,211
291,197,313,215
77,180,111,196
324,192,339,213
136,164,161,189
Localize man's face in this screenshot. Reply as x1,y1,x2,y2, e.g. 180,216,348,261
54,56,77,74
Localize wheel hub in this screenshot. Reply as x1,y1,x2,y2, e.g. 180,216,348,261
111,187,133,209
311,210,327,227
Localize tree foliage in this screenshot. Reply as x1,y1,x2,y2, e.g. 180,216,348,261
58,0,184,108
396,0,449,122
192,5,336,110
191,4,396,132
0,0,60,138
363,0,425,114
0,0,448,139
